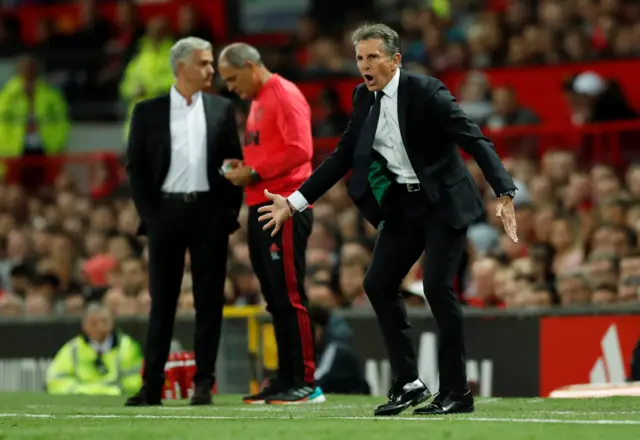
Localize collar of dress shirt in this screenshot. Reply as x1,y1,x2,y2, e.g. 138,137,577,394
170,85,202,108
379,67,400,99
90,333,113,353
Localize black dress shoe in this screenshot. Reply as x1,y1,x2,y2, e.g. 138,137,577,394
373,379,431,416
190,384,212,405
125,386,162,407
410,390,446,414
413,390,474,415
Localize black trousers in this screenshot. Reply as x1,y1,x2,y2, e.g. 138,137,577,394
248,203,315,387
143,194,229,390
364,183,469,393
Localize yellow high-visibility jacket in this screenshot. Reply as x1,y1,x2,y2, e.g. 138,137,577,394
0,76,69,158
432,0,450,17
120,36,175,139
46,332,143,396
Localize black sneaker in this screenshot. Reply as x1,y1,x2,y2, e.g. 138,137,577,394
243,379,283,404
265,385,326,405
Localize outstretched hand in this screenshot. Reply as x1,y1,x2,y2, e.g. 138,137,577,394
496,196,518,243
256,190,292,237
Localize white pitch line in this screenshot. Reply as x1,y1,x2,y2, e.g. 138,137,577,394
0,413,639,425
235,404,364,412
553,411,640,416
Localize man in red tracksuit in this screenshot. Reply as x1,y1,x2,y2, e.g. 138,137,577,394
218,43,324,404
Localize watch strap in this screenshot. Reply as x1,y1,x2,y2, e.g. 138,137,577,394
499,189,516,199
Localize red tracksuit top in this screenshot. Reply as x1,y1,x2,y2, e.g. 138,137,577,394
243,74,313,206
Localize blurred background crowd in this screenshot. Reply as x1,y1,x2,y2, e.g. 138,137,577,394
0,0,639,320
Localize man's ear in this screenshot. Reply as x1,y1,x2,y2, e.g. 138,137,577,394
393,53,402,69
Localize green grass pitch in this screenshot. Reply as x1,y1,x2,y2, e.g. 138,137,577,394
0,393,639,439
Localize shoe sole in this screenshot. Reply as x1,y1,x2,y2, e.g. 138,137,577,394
374,390,432,416
243,399,266,404
125,401,162,407
267,394,327,405
413,405,475,416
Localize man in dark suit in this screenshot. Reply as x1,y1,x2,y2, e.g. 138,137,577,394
258,24,518,416
124,37,243,406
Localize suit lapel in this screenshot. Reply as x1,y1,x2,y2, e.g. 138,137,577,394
397,69,409,149
157,94,171,154
202,93,219,153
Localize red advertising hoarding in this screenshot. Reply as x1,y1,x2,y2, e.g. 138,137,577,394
540,315,640,397
442,60,640,125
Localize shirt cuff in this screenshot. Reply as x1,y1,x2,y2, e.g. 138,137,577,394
287,191,309,212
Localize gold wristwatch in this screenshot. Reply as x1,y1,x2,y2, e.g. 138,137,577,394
285,199,296,217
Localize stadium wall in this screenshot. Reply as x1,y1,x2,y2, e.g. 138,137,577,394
1,307,639,398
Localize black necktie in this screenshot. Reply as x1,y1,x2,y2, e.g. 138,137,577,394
351,91,385,199
359,90,385,151
95,350,108,375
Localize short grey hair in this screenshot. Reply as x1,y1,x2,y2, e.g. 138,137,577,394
219,43,263,68
351,23,401,58
83,301,111,320
169,36,212,76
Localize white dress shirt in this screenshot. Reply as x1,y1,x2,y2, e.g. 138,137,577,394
288,69,417,211
89,334,113,354
161,86,209,193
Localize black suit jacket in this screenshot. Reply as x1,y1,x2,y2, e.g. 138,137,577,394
298,70,515,229
125,92,244,236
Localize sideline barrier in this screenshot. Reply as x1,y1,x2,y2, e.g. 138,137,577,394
1,305,639,397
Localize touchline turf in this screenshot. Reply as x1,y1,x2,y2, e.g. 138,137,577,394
0,393,639,439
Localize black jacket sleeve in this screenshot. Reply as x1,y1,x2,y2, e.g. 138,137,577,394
221,101,244,216
630,337,640,381
298,86,362,204
125,101,154,220
427,81,516,196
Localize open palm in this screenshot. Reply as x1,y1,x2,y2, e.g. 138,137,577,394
257,190,292,236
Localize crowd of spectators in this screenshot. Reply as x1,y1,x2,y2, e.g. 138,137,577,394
0,0,214,120
1,147,640,319
249,0,640,80
0,0,638,319
0,0,639,124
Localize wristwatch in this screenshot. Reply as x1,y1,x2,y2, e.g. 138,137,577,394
499,189,516,199
286,199,296,217
250,169,262,183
